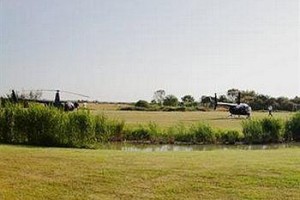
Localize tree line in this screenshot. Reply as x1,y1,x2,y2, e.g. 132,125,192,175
131,89,300,111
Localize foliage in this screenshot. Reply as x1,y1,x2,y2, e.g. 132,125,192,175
261,118,283,143
220,130,241,144
135,100,150,108
285,112,300,141
0,104,296,147
153,90,166,105
190,123,216,144
20,90,43,100
210,89,300,111
163,95,179,107
0,104,123,148
181,95,196,107
227,88,239,102
125,125,152,141
242,119,264,144
242,118,284,144
170,123,192,143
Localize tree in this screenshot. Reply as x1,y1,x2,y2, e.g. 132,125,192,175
291,96,300,104
181,95,195,107
20,90,43,100
201,96,213,108
227,88,239,102
219,95,229,103
153,90,166,106
135,100,149,108
163,95,179,107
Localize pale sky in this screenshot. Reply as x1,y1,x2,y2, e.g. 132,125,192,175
1,0,299,102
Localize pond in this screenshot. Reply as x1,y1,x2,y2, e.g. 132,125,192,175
98,143,300,152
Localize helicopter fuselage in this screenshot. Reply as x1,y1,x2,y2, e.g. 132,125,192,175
228,103,251,117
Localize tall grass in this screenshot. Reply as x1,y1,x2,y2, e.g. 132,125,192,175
1,104,299,147
285,112,300,142
0,104,124,148
242,118,284,144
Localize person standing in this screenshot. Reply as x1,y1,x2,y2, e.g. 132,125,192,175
268,105,273,116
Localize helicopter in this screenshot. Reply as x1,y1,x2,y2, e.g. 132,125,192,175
213,92,252,118
8,89,89,111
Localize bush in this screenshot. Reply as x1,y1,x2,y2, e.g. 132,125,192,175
191,123,216,144
163,95,179,107
220,130,241,144
0,104,124,148
94,115,111,142
65,111,95,147
0,105,20,143
147,122,164,143
25,105,64,146
126,125,151,141
242,118,283,144
162,107,186,112
135,100,150,108
261,118,283,143
171,123,193,143
285,112,300,142
242,119,263,144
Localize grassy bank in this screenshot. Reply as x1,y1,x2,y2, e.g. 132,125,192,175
92,109,292,131
0,105,298,147
0,145,299,199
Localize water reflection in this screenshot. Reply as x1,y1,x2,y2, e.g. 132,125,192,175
99,143,300,152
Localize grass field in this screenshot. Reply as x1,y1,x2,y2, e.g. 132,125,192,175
89,103,292,131
0,145,299,199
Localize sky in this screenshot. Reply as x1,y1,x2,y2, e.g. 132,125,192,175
0,0,299,102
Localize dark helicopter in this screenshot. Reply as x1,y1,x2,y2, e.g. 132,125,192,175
9,89,89,111
213,92,252,117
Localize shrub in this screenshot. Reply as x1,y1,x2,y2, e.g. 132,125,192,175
0,104,124,148
25,105,64,146
242,118,283,144
261,118,283,143
94,115,110,142
162,107,186,112
107,120,125,142
126,125,151,141
171,123,193,143
242,119,263,144
221,130,241,144
147,122,164,143
135,100,150,108
163,95,179,107
65,111,95,147
0,105,18,143
285,112,300,142
191,123,216,144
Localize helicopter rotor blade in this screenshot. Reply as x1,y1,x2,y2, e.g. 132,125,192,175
14,89,89,98
57,90,89,98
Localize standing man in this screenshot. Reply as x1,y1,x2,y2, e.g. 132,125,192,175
268,105,273,117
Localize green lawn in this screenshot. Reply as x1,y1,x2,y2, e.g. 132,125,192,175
92,110,292,131
0,145,299,199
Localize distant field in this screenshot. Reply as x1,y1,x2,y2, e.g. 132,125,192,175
0,145,299,200
88,103,293,131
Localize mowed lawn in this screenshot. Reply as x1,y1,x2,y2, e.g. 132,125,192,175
90,104,292,131
0,145,299,200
